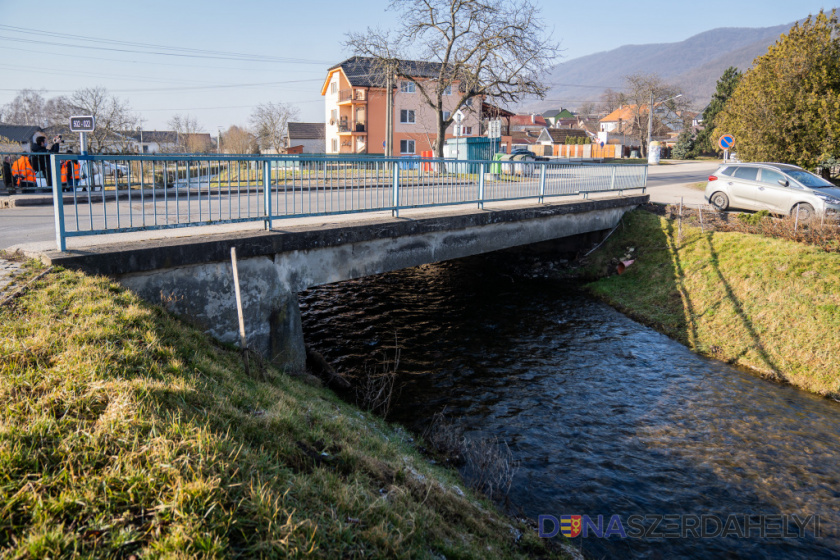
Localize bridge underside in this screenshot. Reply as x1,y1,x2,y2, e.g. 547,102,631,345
44,196,647,372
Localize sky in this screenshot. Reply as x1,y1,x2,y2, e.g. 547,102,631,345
1,0,836,133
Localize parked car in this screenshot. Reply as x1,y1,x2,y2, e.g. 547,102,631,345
100,161,129,177
705,162,840,221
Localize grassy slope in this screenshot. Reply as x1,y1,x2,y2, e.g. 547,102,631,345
0,267,568,559
585,210,840,396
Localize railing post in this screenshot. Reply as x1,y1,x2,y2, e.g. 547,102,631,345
642,164,648,193
263,160,272,229
538,162,546,204
50,154,66,252
478,162,485,209
391,161,400,218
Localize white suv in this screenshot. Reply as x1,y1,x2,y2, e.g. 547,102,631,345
705,162,840,220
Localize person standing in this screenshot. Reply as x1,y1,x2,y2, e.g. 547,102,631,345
29,133,61,189
2,156,12,194
62,150,80,191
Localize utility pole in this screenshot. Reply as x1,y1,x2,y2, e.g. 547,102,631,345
646,89,653,158
385,70,394,158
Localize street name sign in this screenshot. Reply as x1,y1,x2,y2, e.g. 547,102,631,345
69,116,95,132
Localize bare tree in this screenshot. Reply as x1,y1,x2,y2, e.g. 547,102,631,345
249,102,299,154
1,89,49,127
599,88,627,114
621,74,689,155
168,114,211,152
50,87,141,153
345,0,560,157
220,125,256,154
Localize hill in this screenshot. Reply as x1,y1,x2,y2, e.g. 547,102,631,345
524,22,795,113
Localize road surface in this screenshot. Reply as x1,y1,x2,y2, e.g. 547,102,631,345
0,160,721,253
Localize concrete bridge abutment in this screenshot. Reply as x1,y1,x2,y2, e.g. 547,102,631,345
43,196,647,373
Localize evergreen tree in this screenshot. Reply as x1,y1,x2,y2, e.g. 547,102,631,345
715,10,840,168
693,67,741,155
672,127,695,159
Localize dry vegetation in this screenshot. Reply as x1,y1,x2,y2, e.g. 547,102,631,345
0,266,569,559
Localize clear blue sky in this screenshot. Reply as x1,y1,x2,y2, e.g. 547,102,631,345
1,0,835,131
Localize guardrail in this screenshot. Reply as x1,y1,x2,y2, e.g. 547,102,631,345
29,153,647,251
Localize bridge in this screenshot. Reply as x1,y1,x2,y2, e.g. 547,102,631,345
24,153,647,371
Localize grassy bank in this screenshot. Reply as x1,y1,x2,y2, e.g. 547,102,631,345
584,209,840,396
0,266,569,559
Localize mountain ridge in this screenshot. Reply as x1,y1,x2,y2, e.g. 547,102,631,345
522,20,798,113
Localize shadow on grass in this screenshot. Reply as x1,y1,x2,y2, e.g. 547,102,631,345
701,232,782,376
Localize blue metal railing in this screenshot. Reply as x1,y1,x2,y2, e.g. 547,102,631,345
37,153,647,251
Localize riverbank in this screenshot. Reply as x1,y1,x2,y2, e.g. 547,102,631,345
0,264,571,559
582,208,840,397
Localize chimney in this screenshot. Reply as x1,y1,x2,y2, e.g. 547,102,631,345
531,114,535,124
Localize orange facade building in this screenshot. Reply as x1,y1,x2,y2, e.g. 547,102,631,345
321,57,482,155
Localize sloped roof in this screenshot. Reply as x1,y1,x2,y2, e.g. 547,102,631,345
510,130,541,145
510,114,548,127
326,56,447,89
0,124,43,143
542,109,561,118
127,130,178,143
600,105,639,123
288,122,325,140
556,109,575,119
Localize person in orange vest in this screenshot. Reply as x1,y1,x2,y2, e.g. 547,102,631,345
62,151,81,192
11,156,37,188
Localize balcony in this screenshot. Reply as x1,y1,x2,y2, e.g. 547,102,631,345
338,89,367,104
338,119,367,134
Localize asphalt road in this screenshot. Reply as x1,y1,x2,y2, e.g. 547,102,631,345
0,160,722,253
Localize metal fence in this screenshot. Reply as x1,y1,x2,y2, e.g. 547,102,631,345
16,153,646,251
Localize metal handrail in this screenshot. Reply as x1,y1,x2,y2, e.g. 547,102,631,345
39,152,648,251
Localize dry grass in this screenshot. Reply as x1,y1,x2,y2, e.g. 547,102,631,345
584,209,840,397
424,412,519,501
0,267,569,559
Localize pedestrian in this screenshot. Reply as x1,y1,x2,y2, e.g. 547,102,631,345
63,150,79,191
2,156,12,194
29,133,61,189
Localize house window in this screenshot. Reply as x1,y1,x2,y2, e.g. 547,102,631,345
443,110,451,121
400,81,415,93
331,82,337,94
400,139,415,154
331,109,337,122
400,109,416,124
462,126,472,135
331,138,338,152
443,85,452,95
142,145,149,153
464,97,473,106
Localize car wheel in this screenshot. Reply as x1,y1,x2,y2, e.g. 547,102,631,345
791,203,815,221
711,192,729,210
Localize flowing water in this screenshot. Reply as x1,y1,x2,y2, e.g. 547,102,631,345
299,255,840,559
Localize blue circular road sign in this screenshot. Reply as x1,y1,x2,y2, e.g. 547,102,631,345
718,134,735,150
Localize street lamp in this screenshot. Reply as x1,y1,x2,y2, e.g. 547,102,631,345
217,127,223,154
647,93,682,164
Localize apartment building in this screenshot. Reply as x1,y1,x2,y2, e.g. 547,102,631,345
320,56,481,155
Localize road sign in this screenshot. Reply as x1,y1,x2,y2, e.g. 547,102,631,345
488,119,502,139
718,134,735,150
69,115,95,132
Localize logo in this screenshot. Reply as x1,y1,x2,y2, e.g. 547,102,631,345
560,515,581,538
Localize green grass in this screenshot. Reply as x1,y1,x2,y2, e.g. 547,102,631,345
0,267,570,559
584,210,840,396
